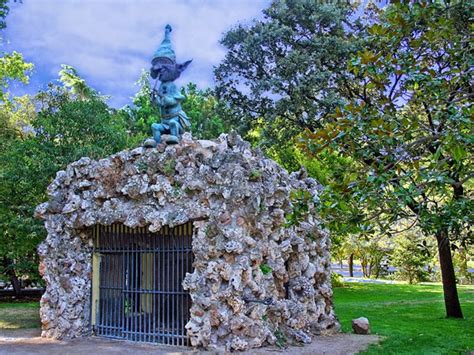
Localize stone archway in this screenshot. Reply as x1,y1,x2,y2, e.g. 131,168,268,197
35,133,339,351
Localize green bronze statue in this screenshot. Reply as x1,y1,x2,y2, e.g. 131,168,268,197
145,25,192,146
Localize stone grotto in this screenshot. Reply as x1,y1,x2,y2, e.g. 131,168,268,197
35,132,339,351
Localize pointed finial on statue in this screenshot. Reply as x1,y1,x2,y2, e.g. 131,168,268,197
165,24,172,39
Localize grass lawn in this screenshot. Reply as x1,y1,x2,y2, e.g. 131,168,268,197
334,282,474,354
0,301,41,329
1,284,473,354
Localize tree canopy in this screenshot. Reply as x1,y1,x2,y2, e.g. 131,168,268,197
305,1,472,317
215,0,361,146
215,0,473,318
0,68,133,293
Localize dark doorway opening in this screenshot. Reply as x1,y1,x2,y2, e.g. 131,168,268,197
92,222,194,346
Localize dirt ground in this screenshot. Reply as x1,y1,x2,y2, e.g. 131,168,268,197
0,328,380,354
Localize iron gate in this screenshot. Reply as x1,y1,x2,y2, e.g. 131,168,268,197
92,222,194,346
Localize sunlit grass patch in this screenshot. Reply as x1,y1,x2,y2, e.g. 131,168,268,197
334,283,474,354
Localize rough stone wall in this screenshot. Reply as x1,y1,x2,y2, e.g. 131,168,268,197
35,132,339,351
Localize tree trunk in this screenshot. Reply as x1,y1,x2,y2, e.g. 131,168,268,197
361,259,368,278
408,267,414,285
436,231,463,318
348,254,354,277
374,263,380,279
10,273,21,296
2,257,21,297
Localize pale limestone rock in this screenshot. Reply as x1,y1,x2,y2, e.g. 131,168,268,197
352,317,370,334
35,133,339,351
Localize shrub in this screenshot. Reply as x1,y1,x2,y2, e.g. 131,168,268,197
331,272,344,288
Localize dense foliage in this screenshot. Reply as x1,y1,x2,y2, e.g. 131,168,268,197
306,1,472,317
0,67,135,292
215,0,361,146
391,232,432,284
216,0,473,318
181,83,230,140
307,1,472,244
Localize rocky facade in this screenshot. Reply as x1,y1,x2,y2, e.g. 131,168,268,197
35,132,339,351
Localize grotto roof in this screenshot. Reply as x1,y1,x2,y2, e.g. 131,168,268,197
35,132,323,234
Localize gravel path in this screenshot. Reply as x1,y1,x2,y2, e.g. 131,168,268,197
0,329,380,354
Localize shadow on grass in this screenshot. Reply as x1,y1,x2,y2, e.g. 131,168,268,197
0,302,40,329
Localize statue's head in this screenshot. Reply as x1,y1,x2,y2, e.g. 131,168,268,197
151,25,192,83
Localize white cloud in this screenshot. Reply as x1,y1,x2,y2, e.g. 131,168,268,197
5,0,269,107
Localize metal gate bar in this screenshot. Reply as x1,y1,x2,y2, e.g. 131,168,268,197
93,223,194,346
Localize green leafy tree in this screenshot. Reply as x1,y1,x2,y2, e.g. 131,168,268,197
33,86,130,161
0,138,50,291
345,233,392,279
0,68,133,294
306,1,472,317
58,64,99,101
0,0,8,32
0,51,33,103
120,70,160,138
0,0,33,105
0,93,37,292
0,93,36,141
217,0,471,318
214,0,361,146
452,243,473,285
392,232,432,284
181,83,229,140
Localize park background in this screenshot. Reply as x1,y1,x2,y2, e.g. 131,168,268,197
0,0,472,353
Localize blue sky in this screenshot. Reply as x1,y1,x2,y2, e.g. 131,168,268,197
4,0,270,107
